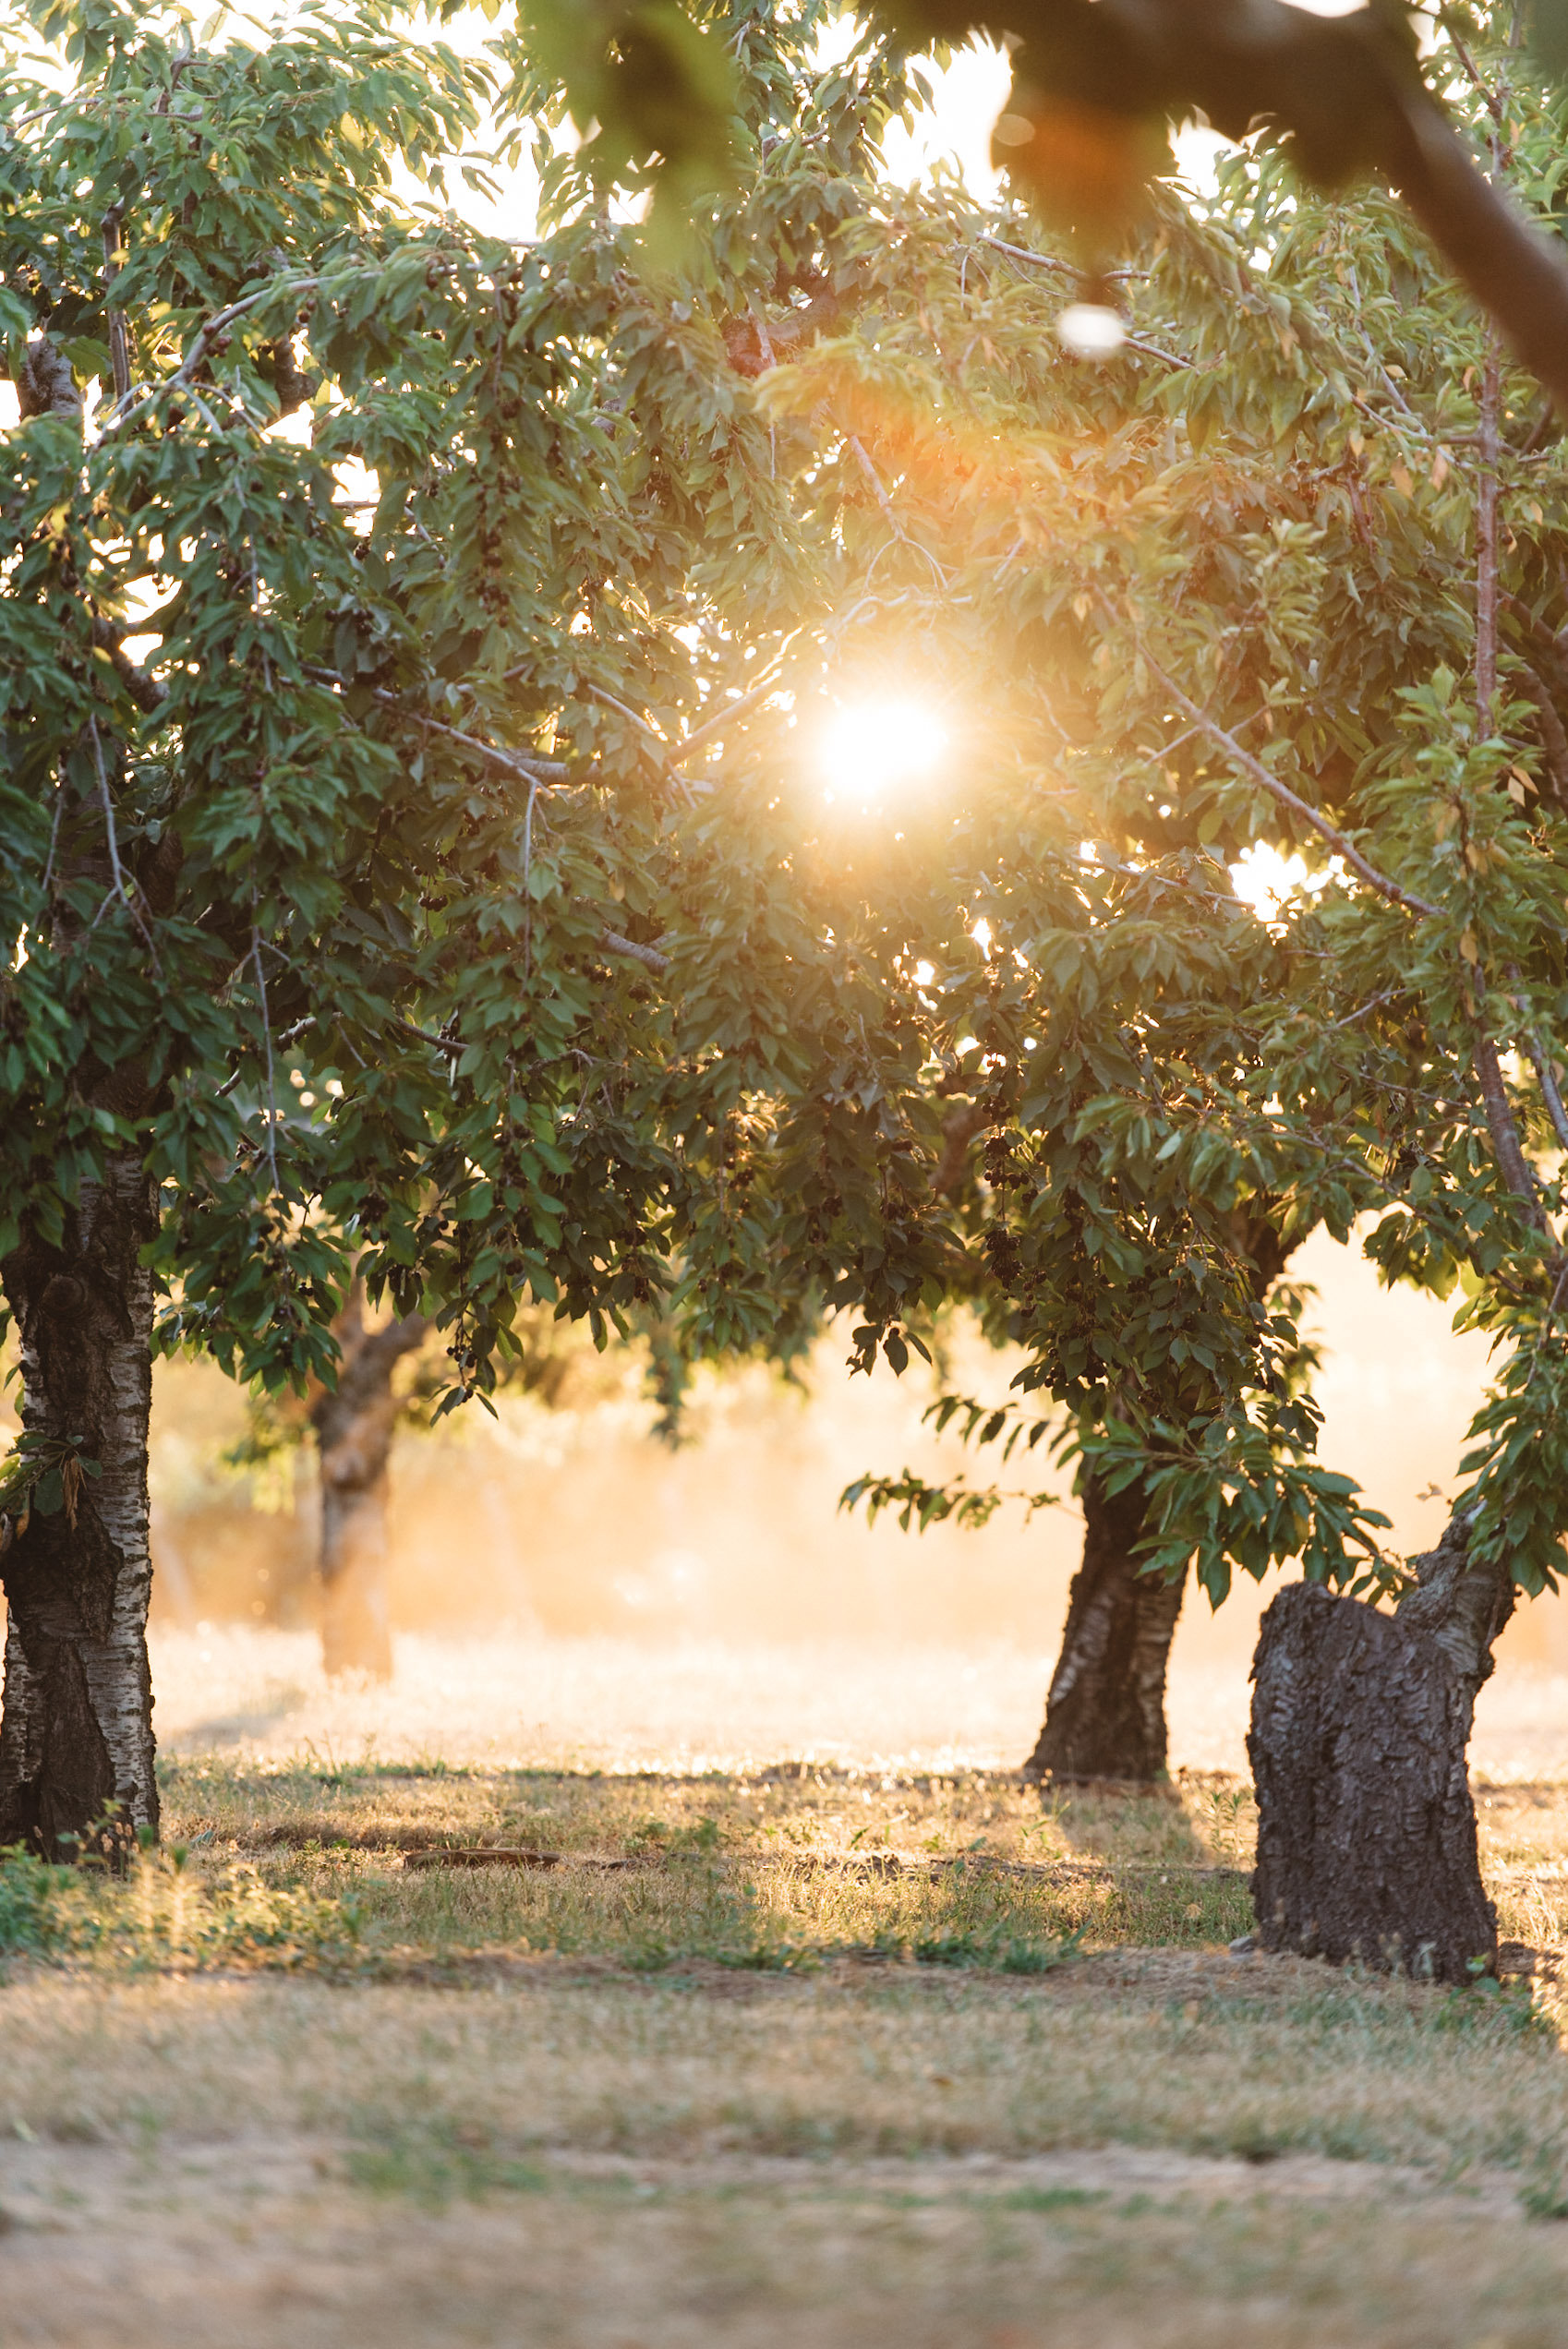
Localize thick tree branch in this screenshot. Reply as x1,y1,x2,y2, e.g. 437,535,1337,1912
11,336,82,421
947,0,1568,416
600,930,670,975
1473,1030,1552,1234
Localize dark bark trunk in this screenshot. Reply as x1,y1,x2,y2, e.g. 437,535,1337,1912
0,1155,159,1860
1022,1474,1185,1782
311,1301,426,1681
1248,1518,1515,1981
1023,1211,1296,1783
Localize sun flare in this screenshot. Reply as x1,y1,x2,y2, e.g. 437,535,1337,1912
818,698,949,804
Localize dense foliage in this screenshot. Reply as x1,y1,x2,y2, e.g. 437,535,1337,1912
0,0,923,1431
7,0,1568,1632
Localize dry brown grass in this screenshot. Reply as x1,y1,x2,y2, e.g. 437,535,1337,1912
6,1759,1568,2344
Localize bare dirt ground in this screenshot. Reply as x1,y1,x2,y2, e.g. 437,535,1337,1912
6,2118,1568,2349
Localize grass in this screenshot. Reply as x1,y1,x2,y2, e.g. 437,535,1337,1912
112,1752,1260,1973
6,1758,1568,2344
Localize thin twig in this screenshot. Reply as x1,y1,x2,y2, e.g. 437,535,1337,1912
251,927,280,1198
586,684,669,747
1133,645,1442,919
87,717,130,906
379,691,570,785
1478,328,1502,725
672,666,790,762
396,1019,463,1055
86,717,159,962
41,775,66,898
104,272,320,429
251,546,272,696
522,778,541,981
1324,987,1402,1033
1526,1031,1568,1155
102,209,131,406
1121,334,1190,370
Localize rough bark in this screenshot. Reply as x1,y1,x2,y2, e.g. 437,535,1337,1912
12,335,84,422
1021,1472,1185,1781
311,1300,427,1681
1248,1518,1515,1981
0,1155,159,1860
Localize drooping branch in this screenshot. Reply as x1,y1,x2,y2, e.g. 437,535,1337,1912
1133,651,1556,1259
935,0,1568,416
1136,647,1442,918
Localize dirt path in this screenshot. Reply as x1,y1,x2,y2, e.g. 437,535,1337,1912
2,2131,1562,2349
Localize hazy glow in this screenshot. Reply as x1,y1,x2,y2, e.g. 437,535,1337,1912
971,917,994,956
880,36,1011,199
1057,304,1126,359
819,699,948,802
1231,842,1345,923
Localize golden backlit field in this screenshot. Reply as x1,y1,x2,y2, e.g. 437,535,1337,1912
6,1683,1568,2348
7,1251,1568,2346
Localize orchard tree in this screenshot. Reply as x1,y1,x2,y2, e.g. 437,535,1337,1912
525,0,1568,1966
790,6,1568,1968
0,0,929,1856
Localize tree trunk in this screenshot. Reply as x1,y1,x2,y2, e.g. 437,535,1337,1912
1021,1474,1185,1781
1022,1212,1297,1782
1248,1517,1514,1981
312,1303,426,1681
0,1155,159,1860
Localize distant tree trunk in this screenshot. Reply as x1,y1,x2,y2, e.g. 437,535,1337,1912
0,1155,159,1860
311,1298,426,1681
1022,1211,1297,1783
1021,1474,1185,1781
1248,1517,1514,1981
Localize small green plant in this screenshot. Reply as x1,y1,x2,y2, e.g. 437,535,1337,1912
0,1842,360,1972
345,2117,548,2208
1521,2142,1568,2221
0,1848,75,1955
1432,1979,1555,2043
911,1922,1087,1975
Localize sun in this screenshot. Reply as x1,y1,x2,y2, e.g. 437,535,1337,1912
818,698,950,804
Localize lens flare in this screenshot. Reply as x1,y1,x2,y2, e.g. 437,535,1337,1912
1056,303,1126,359
819,699,949,803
